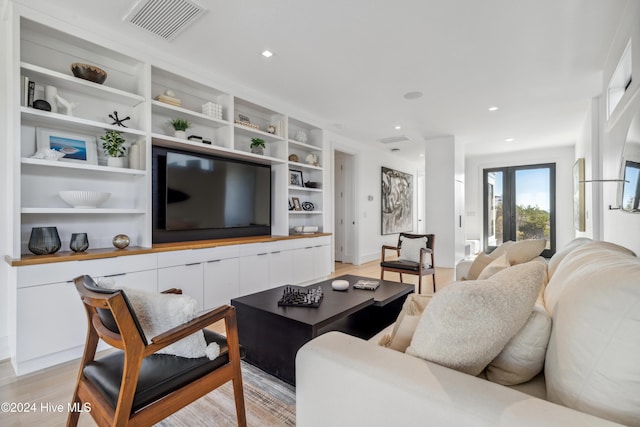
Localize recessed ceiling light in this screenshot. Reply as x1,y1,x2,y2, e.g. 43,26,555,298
261,50,274,58
488,106,499,112
504,137,515,142
394,125,402,130
403,91,423,100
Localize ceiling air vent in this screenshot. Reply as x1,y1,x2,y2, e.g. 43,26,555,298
377,135,411,144
124,0,207,41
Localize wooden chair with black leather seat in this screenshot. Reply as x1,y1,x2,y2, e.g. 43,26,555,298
67,275,246,427
380,233,436,294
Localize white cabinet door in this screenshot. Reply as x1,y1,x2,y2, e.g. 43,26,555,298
292,246,315,284
158,263,204,310
17,280,86,362
204,258,240,309
239,253,269,296
269,250,293,288
313,243,332,279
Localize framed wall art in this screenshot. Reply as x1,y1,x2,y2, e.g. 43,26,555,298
36,128,98,164
381,166,413,235
289,169,304,187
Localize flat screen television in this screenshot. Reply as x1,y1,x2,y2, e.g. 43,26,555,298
152,146,271,243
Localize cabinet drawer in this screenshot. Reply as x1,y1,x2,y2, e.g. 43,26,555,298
156,246,240,268
16,254,158,288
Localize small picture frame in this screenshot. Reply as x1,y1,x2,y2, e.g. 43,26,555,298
36,128,98,164
292,197,302,211
289,169,304,187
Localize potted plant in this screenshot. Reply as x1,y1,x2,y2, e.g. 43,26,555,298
170,118,190,139
250,138,265,155
100,130,126,168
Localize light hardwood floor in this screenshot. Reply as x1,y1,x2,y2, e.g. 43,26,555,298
0,260,454,426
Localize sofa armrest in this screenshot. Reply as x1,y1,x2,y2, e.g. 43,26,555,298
296,332,622,427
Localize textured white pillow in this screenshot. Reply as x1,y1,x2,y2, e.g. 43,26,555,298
378,294,432,352
399,236,430,266
544,242,640,426
477,253,510,280
491,240,514,258
505,239,546,265
98,280,219,360
406,262,545,376
485,302,551,385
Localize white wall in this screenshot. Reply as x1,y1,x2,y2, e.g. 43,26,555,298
600,0,640,255
575,97,603,240
424,136,465,268
327,131,423,265
465,145,576,253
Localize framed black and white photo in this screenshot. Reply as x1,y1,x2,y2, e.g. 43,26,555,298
292,197,302,211
36,128,98,164
289,169,304,187
381,166,413,235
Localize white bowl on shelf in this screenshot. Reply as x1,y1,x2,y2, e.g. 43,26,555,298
59,191,111,208
293,225,319,234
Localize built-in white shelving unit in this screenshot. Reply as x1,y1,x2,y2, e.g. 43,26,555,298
7,16,329,257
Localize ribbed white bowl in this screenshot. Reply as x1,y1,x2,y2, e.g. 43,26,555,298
59,191,111,208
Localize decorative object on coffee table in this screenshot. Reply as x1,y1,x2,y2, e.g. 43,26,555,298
70,233,89,252
28,226,61,255
112,234,130,249
278,286,324,307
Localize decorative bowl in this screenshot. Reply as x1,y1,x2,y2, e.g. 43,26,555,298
293,225,319,234
59,191,111,208
70,63,107,84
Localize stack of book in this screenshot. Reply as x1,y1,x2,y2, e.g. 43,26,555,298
21,76,35,107
155,94,181,107
354,280,380,290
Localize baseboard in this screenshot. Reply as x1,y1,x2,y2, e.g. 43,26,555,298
359,251,380,265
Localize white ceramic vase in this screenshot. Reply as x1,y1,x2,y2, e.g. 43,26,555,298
174,130,186,139
107,156,125,168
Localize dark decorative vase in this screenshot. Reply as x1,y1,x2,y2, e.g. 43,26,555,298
28,227,61,255
70,233,89,252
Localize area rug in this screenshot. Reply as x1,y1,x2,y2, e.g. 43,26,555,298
157,361,296,426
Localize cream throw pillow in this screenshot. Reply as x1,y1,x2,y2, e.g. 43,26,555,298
547,237,591,280
485,301,551,385
506,239,546,265
399,235,430,267
378,294,432,352
465,252,495,280
477,253,510,280
406,262,545,376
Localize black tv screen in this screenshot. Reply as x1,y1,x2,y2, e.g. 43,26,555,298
152,146,271,243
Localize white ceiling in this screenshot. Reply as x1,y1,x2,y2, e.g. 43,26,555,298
14,0,629,159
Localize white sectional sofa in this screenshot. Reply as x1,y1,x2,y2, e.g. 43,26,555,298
296,239,640,426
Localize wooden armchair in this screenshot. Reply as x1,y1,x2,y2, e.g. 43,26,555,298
380,233,436,293
67,275,246,427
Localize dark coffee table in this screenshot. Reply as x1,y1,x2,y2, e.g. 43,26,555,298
231,274,414,385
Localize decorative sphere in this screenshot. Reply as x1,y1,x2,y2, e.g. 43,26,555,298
112,234,130,249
